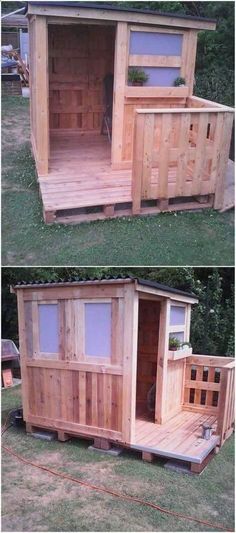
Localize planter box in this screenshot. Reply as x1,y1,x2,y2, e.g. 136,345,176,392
168,347,192,361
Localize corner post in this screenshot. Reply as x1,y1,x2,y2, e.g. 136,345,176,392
16,290,30,421
34,15,49,175
122,283,139,444
155,298,171,424
111,22,128,167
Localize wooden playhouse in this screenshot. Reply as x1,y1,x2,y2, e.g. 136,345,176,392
13,277,235,472
26,1,234,224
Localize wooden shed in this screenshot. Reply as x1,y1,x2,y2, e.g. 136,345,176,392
26,1,234,224
13,277,235,472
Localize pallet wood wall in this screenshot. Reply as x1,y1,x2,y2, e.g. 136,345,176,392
136,300,160,417
132,104,234,213
48,24,115,131
122,97,186,163
17,283,139,444
166,359,185,419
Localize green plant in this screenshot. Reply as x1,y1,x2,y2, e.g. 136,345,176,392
128,68,149,84
169,336,181,350
173,76,186,86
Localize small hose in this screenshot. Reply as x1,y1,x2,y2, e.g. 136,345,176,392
1,412,233,532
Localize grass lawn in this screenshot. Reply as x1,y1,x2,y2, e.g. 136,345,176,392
1,385,235,532
2,97,234,266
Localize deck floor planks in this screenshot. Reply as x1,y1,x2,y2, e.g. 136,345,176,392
38,131,198,214
37,131,230,220
133,410,219,463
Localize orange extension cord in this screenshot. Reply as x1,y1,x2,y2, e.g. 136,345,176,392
1,416,233,532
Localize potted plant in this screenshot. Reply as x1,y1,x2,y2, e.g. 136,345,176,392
173,76,186,87
128,68,149,86
169,336,181,351
181,341,192,350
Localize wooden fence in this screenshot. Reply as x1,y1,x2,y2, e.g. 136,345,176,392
131,104,234,214
183,355,235,445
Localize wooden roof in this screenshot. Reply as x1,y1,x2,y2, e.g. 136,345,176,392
26,2,216,30
12,276,198,303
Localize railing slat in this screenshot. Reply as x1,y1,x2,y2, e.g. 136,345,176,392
132,112,145,214
175,112,191,196
142,113,154,199
214,112,234,209
158,113,172,200
191,112,209,196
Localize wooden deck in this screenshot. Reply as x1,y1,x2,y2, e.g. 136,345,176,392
132,411,219,464
38,132,215,223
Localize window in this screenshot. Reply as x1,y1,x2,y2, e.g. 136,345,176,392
169,331,185,343
130,31,183,56
38,303,59,353
170,305,186,326
85,303,112,358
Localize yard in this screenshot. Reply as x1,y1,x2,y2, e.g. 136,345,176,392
2,96,234,266
1,384,235,532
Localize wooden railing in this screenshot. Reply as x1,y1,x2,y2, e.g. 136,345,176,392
183,355,235,445
217,361,235,444
131,101,234,214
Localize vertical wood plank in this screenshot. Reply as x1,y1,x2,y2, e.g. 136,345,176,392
158,114,172,200
72,371,80,423
103,374,112,429
111,22,128,165
122,285,139,443
34,15,49,174
175,113,191,196
155,298,171,424
209,112,225,189
58,300,65,360
217,367,230,444
79,371,86,425
142,113,155,199
32,301,40,357
17,291,30,420
191,113,209,196
132,113,145,214
184,30,198,95
214,112,234,209
91,373,98,427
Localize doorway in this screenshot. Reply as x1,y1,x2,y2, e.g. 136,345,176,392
48,23,116,169
136,299,161,422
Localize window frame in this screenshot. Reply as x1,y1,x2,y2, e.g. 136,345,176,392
127,25,188,89
31,300,61,360
168,301,189,344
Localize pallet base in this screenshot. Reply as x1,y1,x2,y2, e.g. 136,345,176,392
25,419,220,474
43,195,214,225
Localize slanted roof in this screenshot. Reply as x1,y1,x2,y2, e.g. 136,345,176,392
12,275,198,303
26,2,216,31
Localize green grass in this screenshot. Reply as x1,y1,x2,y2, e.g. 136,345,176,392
2,385,235,532
2,96,234,266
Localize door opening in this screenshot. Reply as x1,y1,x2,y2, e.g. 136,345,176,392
136,299,161,422
48,23,116,168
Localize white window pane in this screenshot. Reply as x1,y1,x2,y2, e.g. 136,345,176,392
170,305,186,326
169,331,185,342
85,303,111,357
130,32,183,56
138,66,181,87
39,304,59,353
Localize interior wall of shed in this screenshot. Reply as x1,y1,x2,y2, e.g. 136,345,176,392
48,24,115,133
136,299,160,422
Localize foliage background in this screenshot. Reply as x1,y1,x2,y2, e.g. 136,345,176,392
2,267,234,357
2,1,234,105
